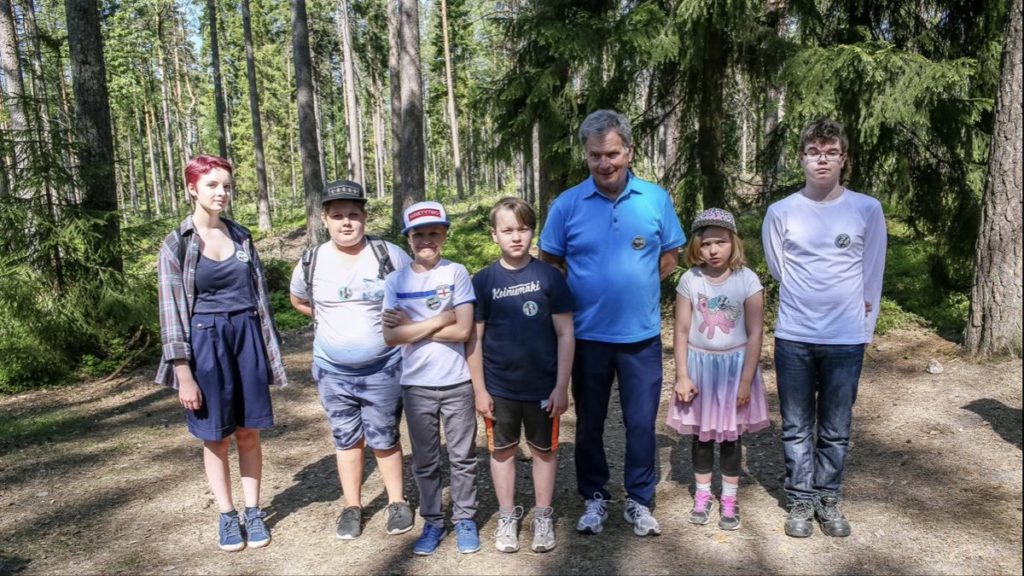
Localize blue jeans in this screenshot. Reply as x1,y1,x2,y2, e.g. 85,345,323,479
774,338,865,502
573,337,663,507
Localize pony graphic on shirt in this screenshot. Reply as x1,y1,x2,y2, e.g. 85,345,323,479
696,292,742,339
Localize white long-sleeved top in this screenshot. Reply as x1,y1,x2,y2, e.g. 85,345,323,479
761,189,887,344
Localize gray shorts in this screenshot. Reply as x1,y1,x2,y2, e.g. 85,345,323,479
312,361,403,451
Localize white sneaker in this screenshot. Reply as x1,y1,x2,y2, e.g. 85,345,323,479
575,493,608,534
531,513,556,552
623,497,661,536
494,506,522,553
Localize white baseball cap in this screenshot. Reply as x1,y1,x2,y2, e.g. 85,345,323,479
401,201,450,235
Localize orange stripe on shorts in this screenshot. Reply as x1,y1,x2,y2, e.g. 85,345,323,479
485,417,495,453
550,415,560,452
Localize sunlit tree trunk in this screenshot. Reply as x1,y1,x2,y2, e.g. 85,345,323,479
292,0,326,246
242,0,271,231
208,0,228,158
337,0,364,186
439,0,463,199
372,88,386,198
387,0,403,232
399,0,425,206
126,115,139,216
145,105,162,216
966,0,1023,359
0,0,27,198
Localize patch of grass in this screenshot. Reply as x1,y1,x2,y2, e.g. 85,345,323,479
0,408,81,450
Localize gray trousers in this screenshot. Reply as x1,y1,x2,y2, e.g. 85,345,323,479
402,381,478,527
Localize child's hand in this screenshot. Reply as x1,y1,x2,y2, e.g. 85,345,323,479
546,385,569,418
382,308,410,328
475,389,495,420
736,380,752,407
674,376,698,403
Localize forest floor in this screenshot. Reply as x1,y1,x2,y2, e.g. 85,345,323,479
1,228,1022,575
1,323,1020,575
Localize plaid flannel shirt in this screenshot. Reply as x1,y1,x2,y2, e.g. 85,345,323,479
155,215,288,389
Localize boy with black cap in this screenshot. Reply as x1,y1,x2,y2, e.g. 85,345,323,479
289,179,414,540
381,201,480,556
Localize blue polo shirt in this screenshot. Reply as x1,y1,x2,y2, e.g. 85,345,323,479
539,173,685,343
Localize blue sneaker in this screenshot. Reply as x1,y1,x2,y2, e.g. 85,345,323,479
244,506,271,548
413,524,447,556
454,519,480,554
218,511,245,552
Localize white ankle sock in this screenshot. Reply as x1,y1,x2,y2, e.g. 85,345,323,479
695,481,712,494
722,481,738,498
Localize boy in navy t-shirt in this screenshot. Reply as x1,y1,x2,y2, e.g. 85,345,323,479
467,197,574,553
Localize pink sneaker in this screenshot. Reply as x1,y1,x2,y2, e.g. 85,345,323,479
718,495,741,530
689,490,716,525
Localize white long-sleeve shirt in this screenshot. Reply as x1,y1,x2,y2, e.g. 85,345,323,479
762,189,887,344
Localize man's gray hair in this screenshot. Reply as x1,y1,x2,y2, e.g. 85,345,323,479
579,109,633,148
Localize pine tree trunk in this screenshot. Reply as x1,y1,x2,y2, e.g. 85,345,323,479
439,0,464,199
372,88,386,199
387,0,403,232
399,0,425,207
696,7,727,209
286,50,298,203
207,0,228,158
0,0,27,198
292,0,326,246
65,0,121,271
337,0,364,186
966,0,1023,359
137,113,153,218
126,115,139,215
242,0,272,231
159,62,179,214
313,73,328,182
145,105,163,216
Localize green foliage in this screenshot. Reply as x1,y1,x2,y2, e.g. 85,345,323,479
443,201,502,274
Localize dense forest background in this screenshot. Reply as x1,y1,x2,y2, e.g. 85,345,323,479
0,0,1020,392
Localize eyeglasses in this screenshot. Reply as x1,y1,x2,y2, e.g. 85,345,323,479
803,149,845,162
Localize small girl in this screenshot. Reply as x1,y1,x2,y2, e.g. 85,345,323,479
156,155,287,551
666,208,770,531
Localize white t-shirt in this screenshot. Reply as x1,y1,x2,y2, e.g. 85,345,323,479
677,267,763,351
290,240,411,374
382,258,475,387
762,189,887,344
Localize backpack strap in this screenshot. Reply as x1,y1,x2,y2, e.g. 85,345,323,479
366,235,395,279
176,229,188,270
301,245,319,322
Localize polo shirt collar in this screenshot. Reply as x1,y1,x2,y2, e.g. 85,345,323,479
583,171,642,202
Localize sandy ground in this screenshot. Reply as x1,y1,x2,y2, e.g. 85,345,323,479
0,322,1020,575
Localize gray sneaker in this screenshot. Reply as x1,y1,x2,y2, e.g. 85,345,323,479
623,497,661,536
785,500,815,538
385,501,414,535
689,490,716,525
336,506,362,540
575,493,608,535
815,494,851,537
494,506,523,553
530,512,556,553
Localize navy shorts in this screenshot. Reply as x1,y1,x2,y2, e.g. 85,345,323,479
187,309,274,441
485,395,559,453
312,360,403,451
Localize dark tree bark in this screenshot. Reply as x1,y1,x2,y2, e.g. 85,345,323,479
398,0,425,209
242,0,272,231
696,7,727,210
292,0,326,246
65,0,121,271
966,0,1023,358
207,0,228,159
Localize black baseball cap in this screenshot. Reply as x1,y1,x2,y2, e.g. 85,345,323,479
321,179,366,204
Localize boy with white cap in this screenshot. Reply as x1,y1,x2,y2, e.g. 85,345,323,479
382,201,480,556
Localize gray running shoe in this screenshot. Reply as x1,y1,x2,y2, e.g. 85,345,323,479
531,513,556,552
575,493,608,535
718,496,741,531
494,506,523,552
385,501,414,535
815,494,851,537
336,506,362,540
785,500,815,538
623,497,661,536
689,490,716,525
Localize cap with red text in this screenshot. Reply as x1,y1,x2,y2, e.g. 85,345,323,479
401,201,450,235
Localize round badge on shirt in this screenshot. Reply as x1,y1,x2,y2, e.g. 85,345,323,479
631,235,645,250
834,233,851,249
426,296,442,310
522,301,538,317
235,250,250,263
435,285,451,300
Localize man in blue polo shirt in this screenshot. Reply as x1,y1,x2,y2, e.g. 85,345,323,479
540,109,685,537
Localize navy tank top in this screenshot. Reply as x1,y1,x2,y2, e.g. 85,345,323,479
193,243,256,313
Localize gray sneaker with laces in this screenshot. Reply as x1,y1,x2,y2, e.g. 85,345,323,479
815,494,851,537
494,506,523,552
623,497,661,536
385,501,414,535
531,511,556,552
575,493,608,535
336,506,362,540
785,499,814,538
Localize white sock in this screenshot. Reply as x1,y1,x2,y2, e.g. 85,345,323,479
695,481,712,494
722,481,738,498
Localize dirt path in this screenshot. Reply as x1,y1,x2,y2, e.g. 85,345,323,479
1,326,1020,575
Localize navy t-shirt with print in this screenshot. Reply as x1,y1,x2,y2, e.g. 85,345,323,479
472,258,573,401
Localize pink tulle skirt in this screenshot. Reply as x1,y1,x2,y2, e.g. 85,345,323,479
666,344,771,442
